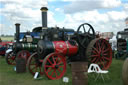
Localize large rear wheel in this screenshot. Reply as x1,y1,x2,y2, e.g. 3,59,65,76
86,38,112,70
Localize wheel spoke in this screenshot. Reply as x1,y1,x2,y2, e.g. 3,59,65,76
47,68,52,73
103,48,109,53
92,50,98,55
101,41,105,49
88,28,91,34
57,68,62,73
55,70,58,78
91,54,99,57
91,57,97,62
51,70,55,76
47,59,53,65
81,38,86,45
95,58,100,63
83,25,86,33
103,56,110,61
55,56,59,62
96,42,99,50
100,59,105,68
102,45,105,50
57,60,63,65
103,53,108,56
98,42,101,52
92,47,99,54
52,56,56,64
59,65,64,68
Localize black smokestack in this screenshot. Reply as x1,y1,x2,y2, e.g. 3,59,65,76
15,23,20,42
40,7,48,28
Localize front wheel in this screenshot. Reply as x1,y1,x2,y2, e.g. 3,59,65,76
5,51,16,65
43,52,66,80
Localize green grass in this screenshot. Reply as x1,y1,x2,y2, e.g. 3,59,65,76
0,36,14,41
0,56,72,85
0,56,124,85
88,59,124,85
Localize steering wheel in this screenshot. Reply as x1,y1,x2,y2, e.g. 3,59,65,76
77,23,95,48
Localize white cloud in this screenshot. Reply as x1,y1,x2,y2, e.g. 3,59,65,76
0,24,4,30
0,0,52,34
0,24,15,35
0,4,41,24
64,0,121,13
48,11,57,27
55,9,127,34
0,0,23,4
0,0,48,8
107,11,127,21
102,0,121,8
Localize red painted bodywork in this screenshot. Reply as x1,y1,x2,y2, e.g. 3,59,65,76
0,42,13,55
53,41,78,56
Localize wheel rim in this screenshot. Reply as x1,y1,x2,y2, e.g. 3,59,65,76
43,53,66,80
27,52,43,75
86,38,112,70
17,50,30,61
7,52,16,65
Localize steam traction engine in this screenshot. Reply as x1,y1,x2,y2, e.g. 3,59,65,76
27,7,112,80
0,41,13,56
115,28,128,59
5,24,41,65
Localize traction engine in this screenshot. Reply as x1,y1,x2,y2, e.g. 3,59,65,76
27,7,112,80
5,24,41,65
115,28,128,59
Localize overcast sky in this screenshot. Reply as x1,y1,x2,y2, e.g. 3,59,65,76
0,0,128,35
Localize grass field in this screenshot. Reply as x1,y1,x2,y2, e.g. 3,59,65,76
88,59,124,85
0,56,72,85
0,55,124,85
0,36,125,85
0,36,14,41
